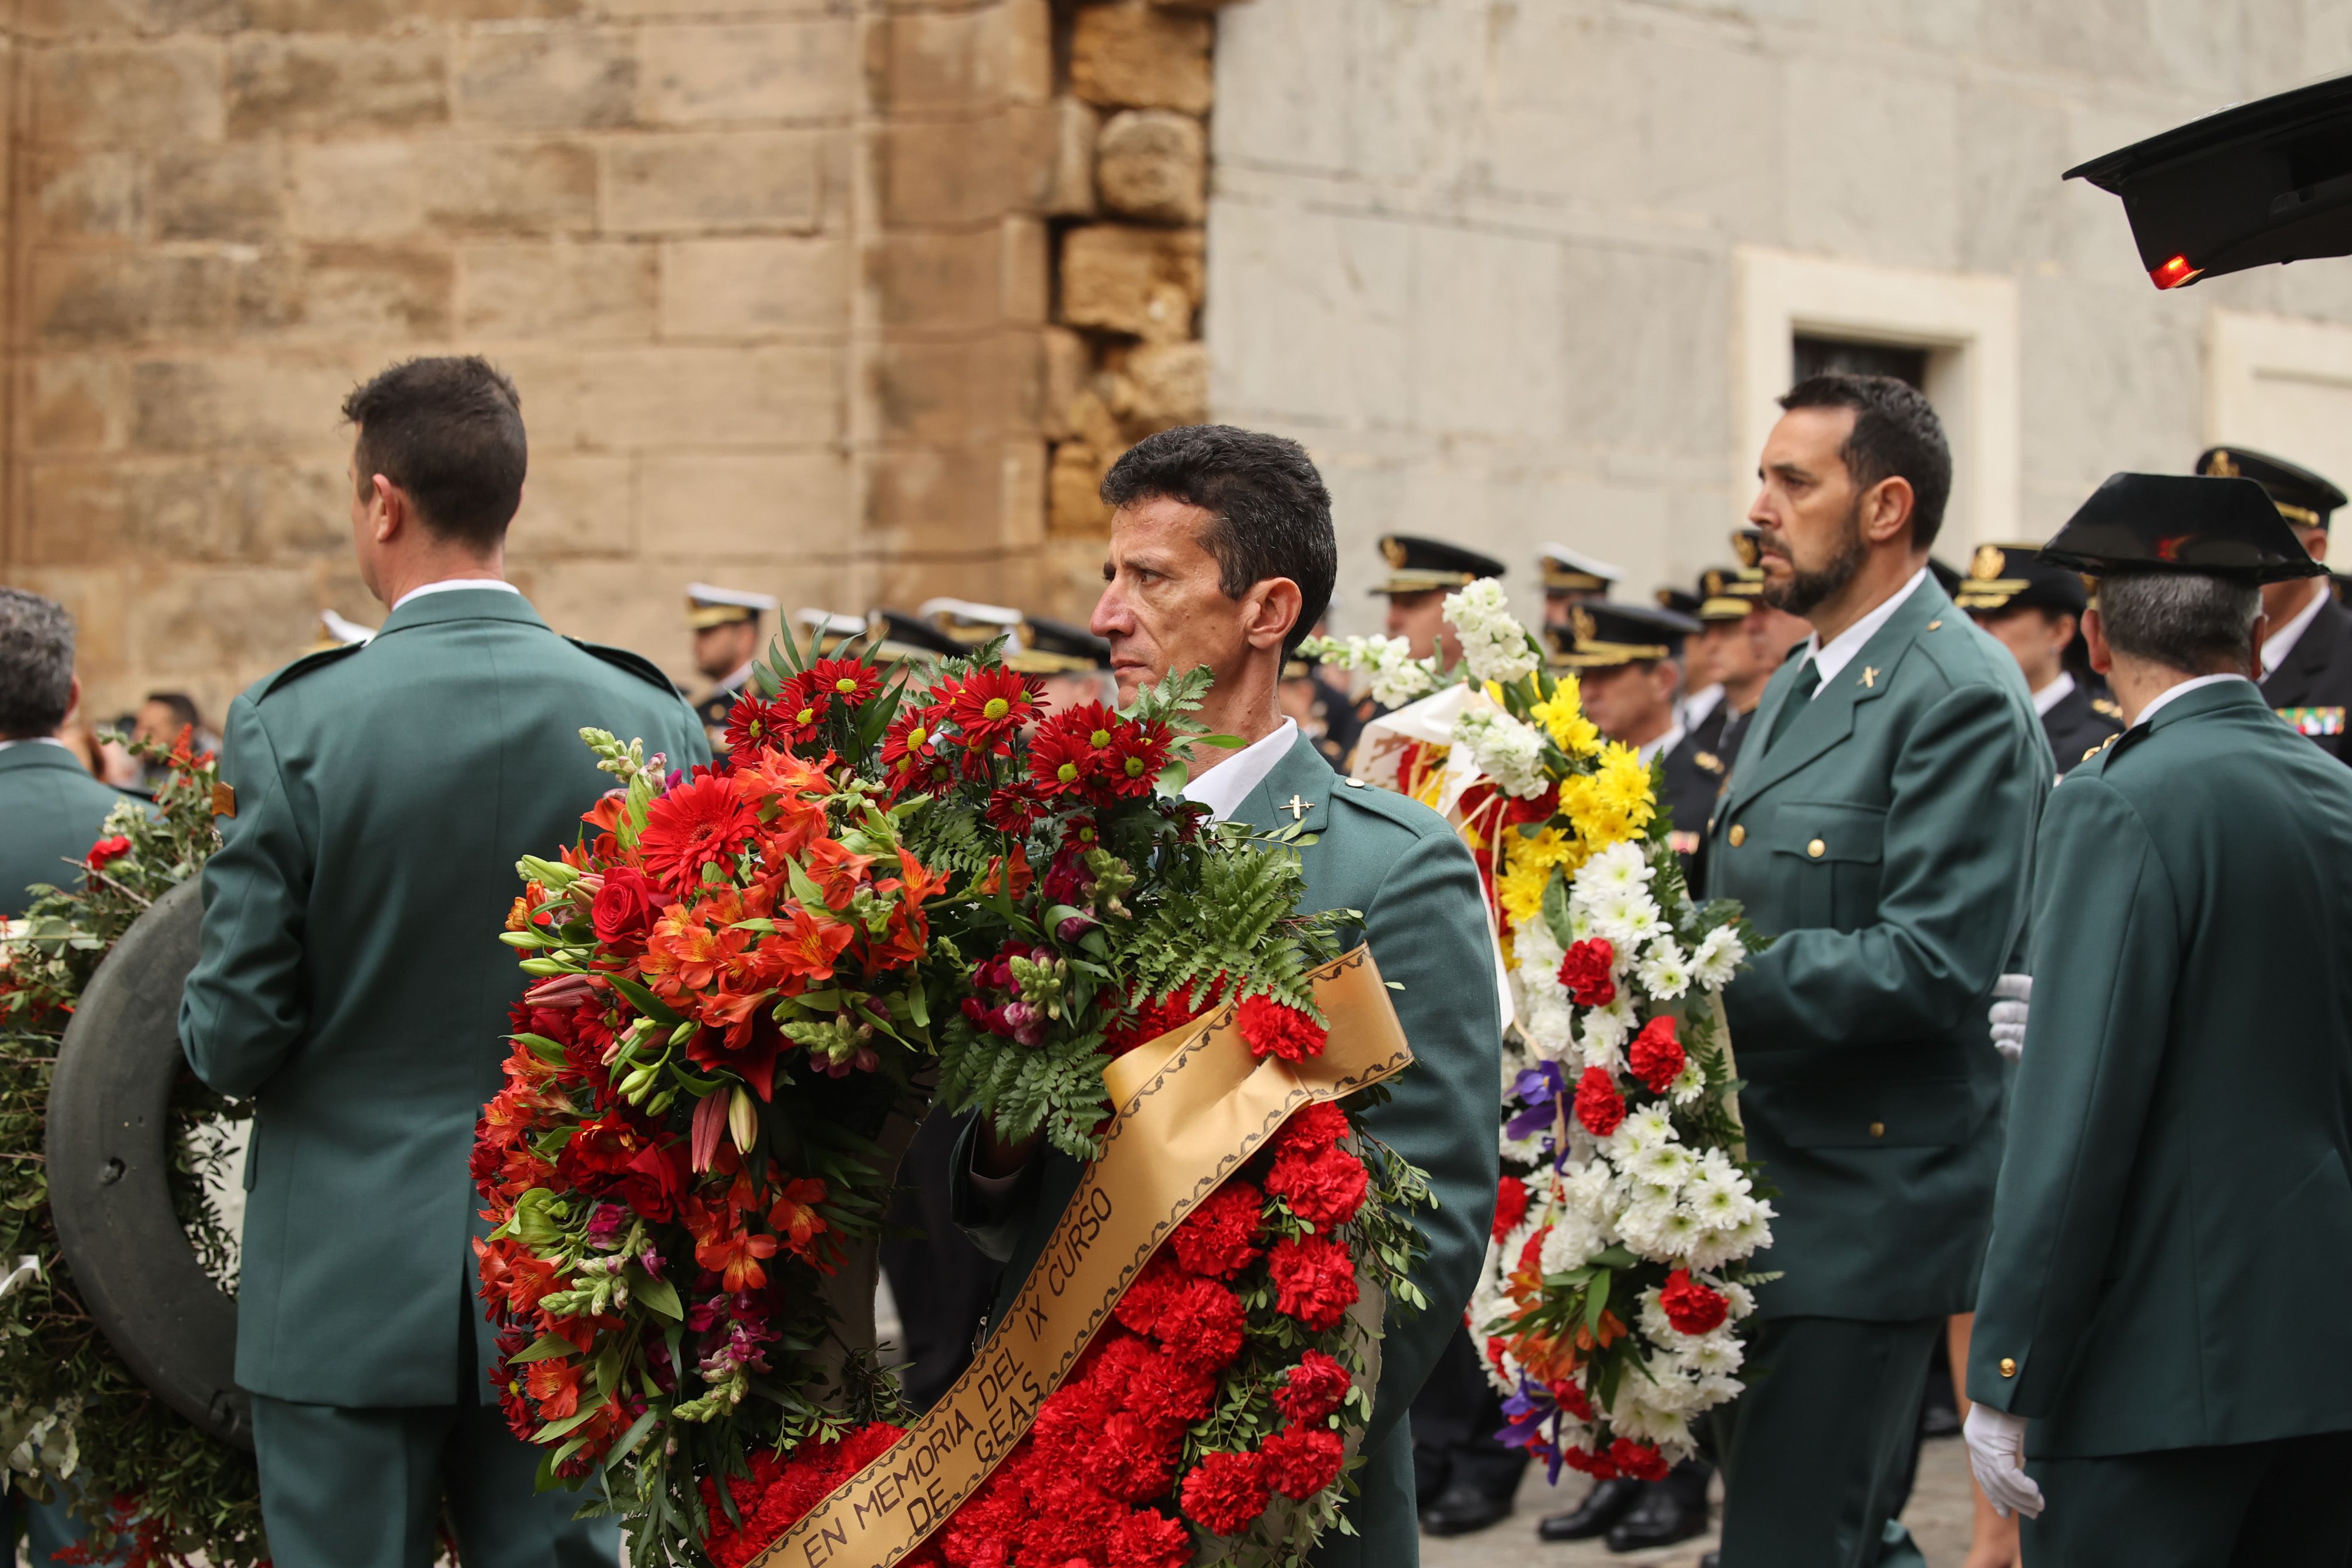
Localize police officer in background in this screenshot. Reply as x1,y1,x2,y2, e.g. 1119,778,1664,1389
1013,614,1118,716
687,583,777,756
1957,543,2123,773
2197,448,2352,761
1682,568,1762,757
1355,537,1508,733
1538,543,1623,632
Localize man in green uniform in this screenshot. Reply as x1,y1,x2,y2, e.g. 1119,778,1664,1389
1964,472,2352,1564
2197,448,2352,762
1956,543,2124,773
1700,373,2049,1568
0,591,144,920
953,424,1502,1568
178,357,708,1568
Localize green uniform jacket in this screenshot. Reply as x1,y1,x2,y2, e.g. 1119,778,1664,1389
1703,576,2049,1321
953,732,1501,1568
179,590,709,1407
0,743,141,919
1967,680,2352,1457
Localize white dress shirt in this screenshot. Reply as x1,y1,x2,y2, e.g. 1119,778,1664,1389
1796,567,1932,700
1180,718,1299,823
2261,579,2330,676
1679,684,1724,734
389,577,520,613
1636,723,1686,768
2130,673,2250,731
2032,670,2077,719
0,736,69,754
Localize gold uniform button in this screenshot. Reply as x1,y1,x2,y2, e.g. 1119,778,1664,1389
1926,619,1943,630
1728,824,1746,847
1807,837,1826,858
1869,1121,1885,1138
1999,1357,2017,1378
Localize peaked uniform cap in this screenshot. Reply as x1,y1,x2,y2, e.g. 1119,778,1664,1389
1655,587,1703,617
918,596,1024,648
687,583,778,629
865,607,965,663
1372,535,1506,596
2040,473,2328,583
2194,446,2347,531
1548,600,1700,669
1696,566,1764,622
1536,542,1624,594
795,607,867,656
1954,543,2090,617
1011,614,1111,674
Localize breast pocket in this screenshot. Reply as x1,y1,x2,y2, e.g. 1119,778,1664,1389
1765,800,1886,932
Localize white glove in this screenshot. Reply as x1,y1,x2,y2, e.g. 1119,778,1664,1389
1989,973,2032,1062
1964,1403,2044,1519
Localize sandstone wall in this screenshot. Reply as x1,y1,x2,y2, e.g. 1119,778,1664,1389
1207,0,2352,634
3,0,1237,725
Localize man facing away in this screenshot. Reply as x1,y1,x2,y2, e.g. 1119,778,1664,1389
1964,473,2352,1566
1957,544,2123,773
1699,373,2049,1568
0,590,148,921
179,357,709,1568
953,424,1502,1568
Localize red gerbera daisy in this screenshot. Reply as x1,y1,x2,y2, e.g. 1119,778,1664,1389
807,657,881,707
639,772,759,894
950,666,1044,747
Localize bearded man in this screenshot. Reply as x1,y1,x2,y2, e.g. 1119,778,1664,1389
1696,374,2050,1568
952,424,1501,1568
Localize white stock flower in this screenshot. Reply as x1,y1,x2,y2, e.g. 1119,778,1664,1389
1443,579,1541,686
1635,936,1692,1000
1690,925,1746,991
1369,640,1441,708
1451,708,1551,800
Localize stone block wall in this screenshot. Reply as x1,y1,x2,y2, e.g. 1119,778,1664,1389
2,0,1244,726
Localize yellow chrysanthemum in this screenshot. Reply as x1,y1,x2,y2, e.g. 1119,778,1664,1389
1495,854,1555,931
1530,680,1602,758
1512,824,1582,870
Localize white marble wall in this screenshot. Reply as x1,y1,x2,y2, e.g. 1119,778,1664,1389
1207,0,2352,633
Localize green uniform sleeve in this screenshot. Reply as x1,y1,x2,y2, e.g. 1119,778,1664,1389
1727,682,2041,1048
1966,777,2177,1414
179,696,312,1099
1354,828,1502,1454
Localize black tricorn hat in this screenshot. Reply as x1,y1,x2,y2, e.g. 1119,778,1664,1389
2064,73,2352,289
1371,534,1506,596
1955,543,2090,618
2039,473,2328,583
1548,600,1701,669
2195,446,2346,531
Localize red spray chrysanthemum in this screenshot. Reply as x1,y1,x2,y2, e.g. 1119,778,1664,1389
639,772,759,893
950,666,1044,746
723,691,789,755
772,671,834,748
806,656,881,707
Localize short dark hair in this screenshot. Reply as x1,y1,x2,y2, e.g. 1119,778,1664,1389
1100,425,1336,656
2097,571,2262,676
342,356,527,551
142,691,202,732
1779,372,1953,549
0,589,75,740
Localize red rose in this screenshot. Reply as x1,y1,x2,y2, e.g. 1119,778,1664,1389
1607,1437,1671,1482
1275,1350,1351,1426
1154,1278,1247,1373
1268,1099,1348,1157
1169,1181,1264,1280
1573,1065,1626,1137
1107,1509,1190,1568
1237,994,1328,1061
84,834,131,871
1267,1235,1359,1332
1259,1424,1346,1501
591,865,662,945
553,1112,647,1195
1556,937,1617,1007
1179,1450,1269,1537
1266,1142,1368,1229
1491,1174,1529,1242
1628,1015,1685,1095
617,1138,688,1223
1659,1268,1729,1336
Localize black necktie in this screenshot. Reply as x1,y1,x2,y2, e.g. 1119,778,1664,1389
1765,658,1822,753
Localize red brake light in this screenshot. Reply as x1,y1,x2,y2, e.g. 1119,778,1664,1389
2150,254,2203,289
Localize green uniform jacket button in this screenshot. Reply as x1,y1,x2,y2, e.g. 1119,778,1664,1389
1999,1357,2017,1378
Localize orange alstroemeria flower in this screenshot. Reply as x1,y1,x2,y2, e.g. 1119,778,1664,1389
694,1216,779,1294
641,902,750,997
526,1357,584,1420
744,902,856,992
766,1177,830,1260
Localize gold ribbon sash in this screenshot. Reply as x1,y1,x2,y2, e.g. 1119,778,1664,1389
751,947,1413,1568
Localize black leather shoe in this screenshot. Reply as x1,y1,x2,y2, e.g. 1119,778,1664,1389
1419,1481,1514,1537
1605,1482,1708,1552
1535,1476,1641,1541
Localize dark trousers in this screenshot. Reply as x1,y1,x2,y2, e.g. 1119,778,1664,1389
1408,1324,1527,1506
2023,1430,2352,1567
1712,1315,1940,1568
880,1107,1003,1412
249,1396,617,1568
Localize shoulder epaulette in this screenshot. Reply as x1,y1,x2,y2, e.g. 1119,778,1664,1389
1331,773,1450,835
568,638,687,699
2092,697,2124,720
258,641,366,700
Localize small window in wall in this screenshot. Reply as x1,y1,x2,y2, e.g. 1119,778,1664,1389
1792,335,1929,390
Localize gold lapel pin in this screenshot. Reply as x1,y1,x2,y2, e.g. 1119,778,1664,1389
1860,666,1879,689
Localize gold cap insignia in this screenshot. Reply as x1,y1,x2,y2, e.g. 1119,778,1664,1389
1571,606,1598,644
1702,569,1725,597
2204,449,2239,479
1379,537,1406,568
1730,531,1760,569
1970,544,2007,581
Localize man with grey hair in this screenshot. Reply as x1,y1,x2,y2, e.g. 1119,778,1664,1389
0,588,142,920
1965,472,2352,1563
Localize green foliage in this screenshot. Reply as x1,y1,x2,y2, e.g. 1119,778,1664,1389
0,733,266,1563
